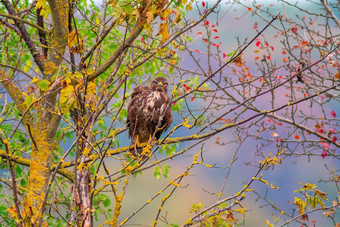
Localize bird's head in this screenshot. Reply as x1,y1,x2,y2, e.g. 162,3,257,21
150,77,169,93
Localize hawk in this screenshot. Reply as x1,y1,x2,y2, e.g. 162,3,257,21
127,77,173,155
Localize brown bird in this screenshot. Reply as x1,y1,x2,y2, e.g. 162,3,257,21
127,77,173,156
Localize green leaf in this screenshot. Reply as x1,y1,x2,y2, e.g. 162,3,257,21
38,79,51,91
20,179,27,187
154,166,161,180
14,165,22,175
103,198,111,207
169,224,179,227
24,94,35,107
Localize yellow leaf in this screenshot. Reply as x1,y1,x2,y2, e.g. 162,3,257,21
315,189,328,200
185,2,193,11
161,7,171,20
83,147,91,157
293,197,307,215
44,61,55,75
146,11,153,25
77,162,84,171
158,23,169,43
68,30,77,49
6,206,18,219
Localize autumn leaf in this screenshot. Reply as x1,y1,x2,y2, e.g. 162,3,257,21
292,197,307,215
157,23,169,43
301,40,308,46
233,54,244,67
291,26,298,33
6,206,18,219
68,30,77,49
44,61,56,74
24,94,36,107
335,72,339,80
331,110,336,118
38,79,51,91
332,136,337,143
146,11,153,25
315,189,328,200
294,134,300,140
272,132,278,137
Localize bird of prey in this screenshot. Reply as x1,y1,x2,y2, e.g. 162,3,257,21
127,77,173,156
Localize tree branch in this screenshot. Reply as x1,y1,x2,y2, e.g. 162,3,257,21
1,0,45,72
87,22,144,81
0,12,47,34
320,0,340,28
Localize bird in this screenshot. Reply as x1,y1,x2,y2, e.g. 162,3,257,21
127,77,173,157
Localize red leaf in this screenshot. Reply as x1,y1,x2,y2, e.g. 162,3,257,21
213,36,219,39
321,142,330,149
197,32,203,35
212,43,217,46
248,7,252,11
321,150,327,159
255,56,260,60
294,134,300,140
205,20,209,26
332,136,337,143
301,40,308,46
213,29,218,32
216,137,220,141
211,25,215,28
331,110,336,118
317,128,324,134
222,52,226,58
203,39,208,43
191,97,195,101
282,58,288,62
270,46,274,51
202,1,205,7
194,49,200,54
256,41,261,47
282,50,287,54
291,26,298,33
267,55,271,60
253,22,258,30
